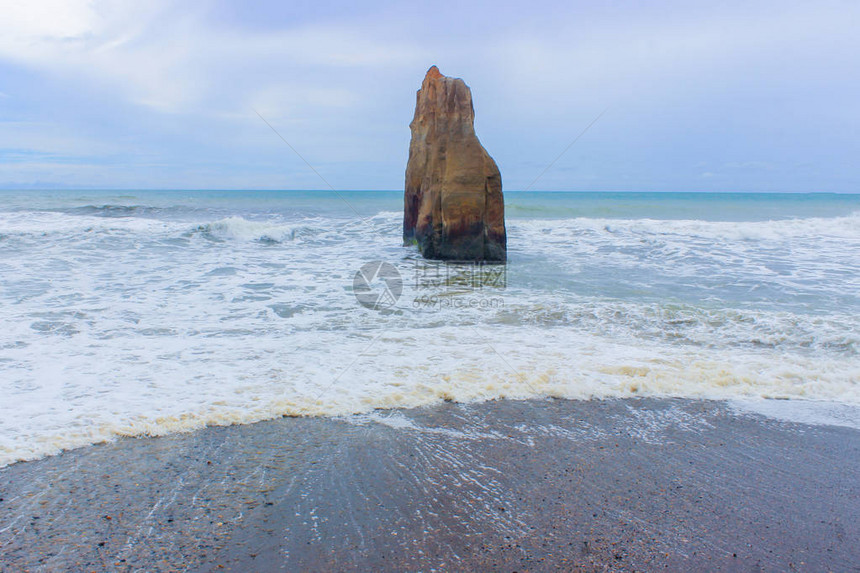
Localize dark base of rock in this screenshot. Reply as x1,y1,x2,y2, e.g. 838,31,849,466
405,231,506,263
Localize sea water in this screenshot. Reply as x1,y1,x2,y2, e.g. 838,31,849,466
1,190,858,466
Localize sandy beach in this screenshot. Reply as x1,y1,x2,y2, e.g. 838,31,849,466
1,397,857,572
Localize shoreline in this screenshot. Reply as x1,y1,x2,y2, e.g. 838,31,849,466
1,397,858,571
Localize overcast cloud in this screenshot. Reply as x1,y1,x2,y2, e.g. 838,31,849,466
0,0,858,191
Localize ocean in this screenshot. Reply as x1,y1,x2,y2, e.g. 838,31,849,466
1,190,858,466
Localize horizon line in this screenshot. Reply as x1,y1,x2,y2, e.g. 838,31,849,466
1,188,858,195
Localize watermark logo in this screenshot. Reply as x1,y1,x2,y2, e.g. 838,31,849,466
353,261,403,310
414,262,506,290
412,293,505,311
353,260,506,311
412,261,505,310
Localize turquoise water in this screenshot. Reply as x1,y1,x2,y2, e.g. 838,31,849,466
1,190,858,465
2,189,858,220
505,191,860,220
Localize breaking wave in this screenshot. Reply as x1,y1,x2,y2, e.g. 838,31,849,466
195,216,317,243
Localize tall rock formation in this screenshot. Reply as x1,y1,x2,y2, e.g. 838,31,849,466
403,66,506,262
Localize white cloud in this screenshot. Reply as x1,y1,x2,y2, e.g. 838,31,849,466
0,0,422,113
10,0,851,124
1,0,858,190
493,2,860,110
1,0,98,41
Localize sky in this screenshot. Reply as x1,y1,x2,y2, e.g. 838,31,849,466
0,0,858,192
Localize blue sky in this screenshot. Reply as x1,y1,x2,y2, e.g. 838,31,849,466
1,0,858,192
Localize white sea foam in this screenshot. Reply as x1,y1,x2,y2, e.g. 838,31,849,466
1,206,858,466
729,398,860,430
199,216,309,243
1,323,858,467
0,210,186,236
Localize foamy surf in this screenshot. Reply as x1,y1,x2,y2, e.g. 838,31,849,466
1,190,858,467
1,323,858,467
196,216,319,243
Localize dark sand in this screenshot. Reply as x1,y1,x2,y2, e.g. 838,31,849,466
1,398,858,572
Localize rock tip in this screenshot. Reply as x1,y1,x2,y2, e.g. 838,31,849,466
425,65,444,80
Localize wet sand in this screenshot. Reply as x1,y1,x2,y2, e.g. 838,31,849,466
1,397,858,572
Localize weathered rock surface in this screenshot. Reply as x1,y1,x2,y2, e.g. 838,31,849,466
403,66,506,262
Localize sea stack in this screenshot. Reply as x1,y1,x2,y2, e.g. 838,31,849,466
403,66,506,262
